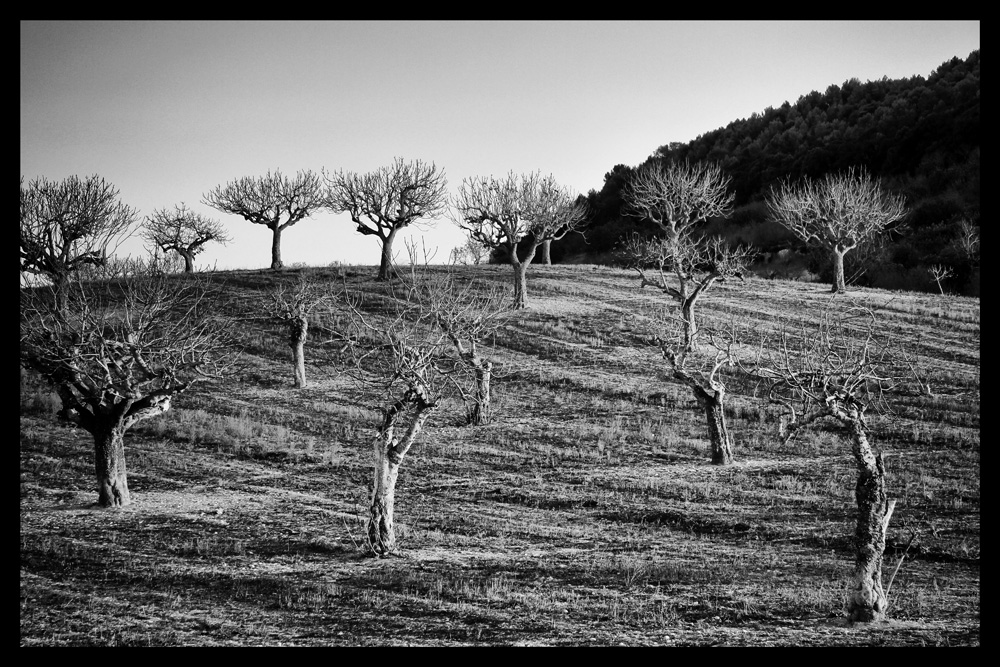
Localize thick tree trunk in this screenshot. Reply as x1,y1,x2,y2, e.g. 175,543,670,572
377,228,398,281
539,239,552,265
290,317,308,388
368,444,401,555
847,419,892,622
469,363,493,425
831,247,847,293
703,392,734,465
441,323,494,426
93,424,130,507
670,362,735,466
270,225,283,271
366,390,437,556
681,298,698,351
181,251,195,274
512,261,529,309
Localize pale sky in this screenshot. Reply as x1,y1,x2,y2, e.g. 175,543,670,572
20,20,980,271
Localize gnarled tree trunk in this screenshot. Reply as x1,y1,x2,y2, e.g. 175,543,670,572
367,388,437,556
289,316,308,388
93,423,131,507
670,362,734,466
369,443,401,555
847,418,893,622
702,390,734,465
681,298,698,352
470,363,493,425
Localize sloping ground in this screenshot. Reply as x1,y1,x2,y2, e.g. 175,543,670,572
21,265,979,646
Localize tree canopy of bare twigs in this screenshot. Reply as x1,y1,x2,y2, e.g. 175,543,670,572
727,308,902,430
20,258,241,507
202,169,324,271
324,158,448,281
20,175,140,310
142,203,231,273
767,166,907,294
718,306,913,623
453,171,587,309
621,160,734,238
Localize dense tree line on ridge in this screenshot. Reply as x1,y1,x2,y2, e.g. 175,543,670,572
550,50,980,296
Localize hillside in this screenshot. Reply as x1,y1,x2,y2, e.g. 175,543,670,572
20,264,980,646
561,51,980,297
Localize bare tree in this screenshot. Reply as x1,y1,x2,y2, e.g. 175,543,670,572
20,258,239,507
448,235,489,266
767,166,907,294
263,273,336,389
453,172,587,309
730,307,909,622
343,284,444,556
427,277,510,426
928,264,954,295
342,265,509,555
203,169,324,271
954,218,980,264
323,158,448,281
142,203,231,273
618,161,747,466
20,175,139,311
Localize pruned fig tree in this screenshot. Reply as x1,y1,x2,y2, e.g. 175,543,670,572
453,171,587,309
20,258,239,507
766,166,907,294
620,159,744,350
728,307,910,622
425,276,510,426
323,158,448,281
620,180,751,466
341,264,509,555
20,174,139,312
203,169,324,271
142,203,231,274
263,272,337,389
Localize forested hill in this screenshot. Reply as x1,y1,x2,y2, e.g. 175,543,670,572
556,50,980,296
